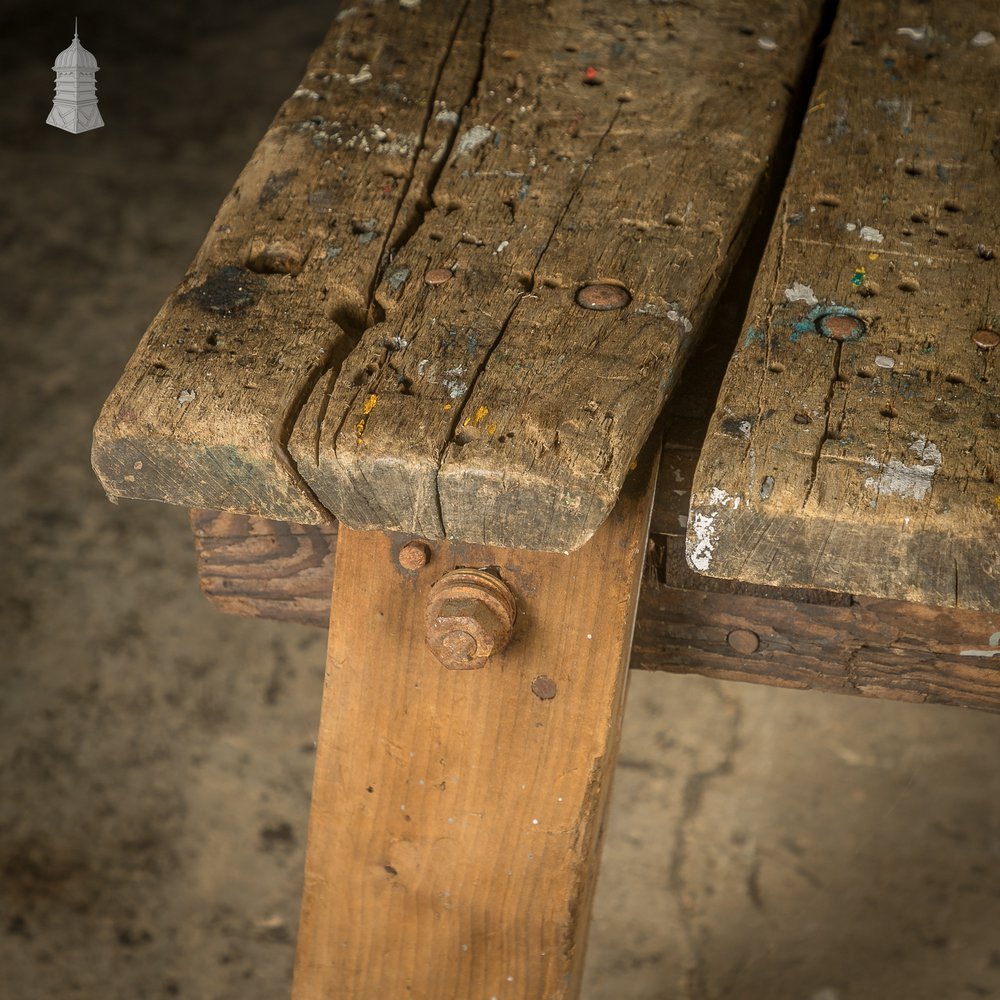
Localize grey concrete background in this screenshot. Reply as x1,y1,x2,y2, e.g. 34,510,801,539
2,3,999,998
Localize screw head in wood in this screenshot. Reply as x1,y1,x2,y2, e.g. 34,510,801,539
575,282,632,311
424,268,453,286
398,540,431,571
426,569,516,670
972,329,999,349
815,311,865,342
727,628,760,655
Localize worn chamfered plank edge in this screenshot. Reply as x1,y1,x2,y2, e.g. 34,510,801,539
688,0,999,610
93,2,479,523
292,441,658,998
188,510,1000,713
291,0,828,551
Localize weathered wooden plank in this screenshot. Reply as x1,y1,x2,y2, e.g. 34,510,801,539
189,512,1000,713
92,2,483,523
292,443,658,998
688,0,1000,609
289,0,828,551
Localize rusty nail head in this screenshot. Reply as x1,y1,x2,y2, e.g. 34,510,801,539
817,312,866,342
972,329,999,349
575,282,632,311
531,675,557,700
426,569,516,670
727,628,760,655
424,268,453,286
399,540,431,571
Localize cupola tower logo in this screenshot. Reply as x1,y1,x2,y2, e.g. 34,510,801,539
46,19,104,134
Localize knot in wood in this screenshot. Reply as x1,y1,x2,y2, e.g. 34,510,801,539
425,569,516,670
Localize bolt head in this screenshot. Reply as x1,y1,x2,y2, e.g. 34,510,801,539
973,329,999,349
816,312,866,341
425,569,517,670
398,540,430,571
424,268,453,286
575,282,632,311
727,628,760,655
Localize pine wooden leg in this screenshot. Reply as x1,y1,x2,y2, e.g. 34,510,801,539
292,448,658,999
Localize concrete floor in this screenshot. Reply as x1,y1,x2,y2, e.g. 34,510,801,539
3,3,1000,998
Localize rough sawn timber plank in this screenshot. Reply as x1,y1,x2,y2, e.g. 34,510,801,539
688,0,1000,610
291,443,658,999
92,2,484,523
290,0,827,551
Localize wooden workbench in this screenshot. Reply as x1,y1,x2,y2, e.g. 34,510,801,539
93,0,998,996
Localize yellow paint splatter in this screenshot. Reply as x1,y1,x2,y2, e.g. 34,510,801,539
487,421,497,436
443,403,452,411
629,461,638,471
993,495,1000,513
473,405,489,426
867,252,879,261
356,418,367,442
362,394,378,415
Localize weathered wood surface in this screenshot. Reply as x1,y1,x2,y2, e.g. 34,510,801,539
688,0,1000,610
292,443,658,999
93,2,478,523
291,0,828,551
94,0,827,549
190,510,1000,713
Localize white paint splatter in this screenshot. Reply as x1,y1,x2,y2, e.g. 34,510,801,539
348,64,373,86
666,307,693,333
177,389,196,405
845,222,857,232
860,226,884,243
864,436,942,501
961,633,1000,657
495,240,509,254
784,281,818,306
971,30,996,47
896,26,927,40
687,487,741,572
757,37,778,51
292,88,321,100
434,108,459,125
455,125,492,156
874,355,895,370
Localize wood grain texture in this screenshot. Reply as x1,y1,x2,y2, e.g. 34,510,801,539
291,443,658,999
290,0,827,551
688,0,1000,609
93,2,474,523
189,512,1000,713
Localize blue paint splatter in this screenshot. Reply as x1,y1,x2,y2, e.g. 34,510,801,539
743,326,763,348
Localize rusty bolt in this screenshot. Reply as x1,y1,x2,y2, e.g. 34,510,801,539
424,268,453,286
727,628,760,655
575,282,632,311
398,540,431,571
426,569,516,669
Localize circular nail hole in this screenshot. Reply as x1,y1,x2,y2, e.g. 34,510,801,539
767,362,786,374
910,212,927,223
945,372,967,385
818,194,841,207
898,277,920,292
856,366,876,378
793,412,811,425
942,200,963,213
880,406,898,418
904,164,924,176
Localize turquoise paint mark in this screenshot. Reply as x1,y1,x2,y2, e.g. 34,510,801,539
743,326,763,348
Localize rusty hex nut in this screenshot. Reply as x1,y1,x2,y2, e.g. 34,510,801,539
425,569,516,669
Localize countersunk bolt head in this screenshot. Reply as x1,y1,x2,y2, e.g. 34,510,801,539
424,268,453,286
575,282,632,311
816,311,866,342
398,540,431,571
972,329,999,349
727,628,760,655
425,569,516,670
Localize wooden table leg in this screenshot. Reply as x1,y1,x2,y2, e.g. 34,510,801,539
292,446,658,999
